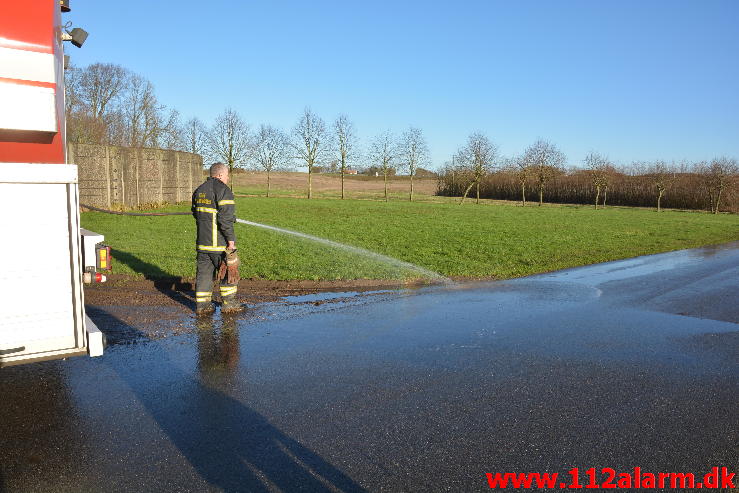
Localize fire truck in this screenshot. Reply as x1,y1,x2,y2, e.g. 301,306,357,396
0,0,106,366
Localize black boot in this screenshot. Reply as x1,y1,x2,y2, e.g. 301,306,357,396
220,295,243,314
196,301,215,316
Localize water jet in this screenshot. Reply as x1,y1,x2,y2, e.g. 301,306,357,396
236,218,451,284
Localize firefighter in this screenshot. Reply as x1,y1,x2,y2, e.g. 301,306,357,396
192,163,240,314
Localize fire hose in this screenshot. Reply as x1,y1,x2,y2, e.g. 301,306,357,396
80,204,191,216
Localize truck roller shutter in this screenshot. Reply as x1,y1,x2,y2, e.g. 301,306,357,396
0,163,88,366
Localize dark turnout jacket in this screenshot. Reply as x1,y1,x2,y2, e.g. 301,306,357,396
191,177,236,252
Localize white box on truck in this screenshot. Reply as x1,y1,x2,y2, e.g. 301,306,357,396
0,162,102,367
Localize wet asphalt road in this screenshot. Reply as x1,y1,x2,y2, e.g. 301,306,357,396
1,244,738,492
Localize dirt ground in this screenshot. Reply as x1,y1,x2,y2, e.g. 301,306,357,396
84,275,435,309
233,171,439,196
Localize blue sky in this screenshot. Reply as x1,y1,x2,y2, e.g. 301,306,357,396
67,0,739,169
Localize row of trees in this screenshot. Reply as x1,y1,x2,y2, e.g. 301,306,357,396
439,133,738,213
66,63,737,211
151,106,430,201
65,63,432,201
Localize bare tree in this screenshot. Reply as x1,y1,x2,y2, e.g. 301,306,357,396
64,62,131,145
79,62,130,119
66,109,109,145
698,157,738,214
292,108,327,199
144,99,179,149
207,108,252,177
160,109,184,151
63,82,87,143
584,151,613,209
646,160,676,212
183,117,208,156
65,62,187,152
252,124,291,197
399,127,430,202
333,115,358,199
456,132,498,205
121,74,162,147
367,131,397,202
104,111,127,147
522,139,566,206
600,166,616,207
64,64,83,119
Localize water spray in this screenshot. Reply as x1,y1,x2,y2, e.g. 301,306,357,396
235,218,451,284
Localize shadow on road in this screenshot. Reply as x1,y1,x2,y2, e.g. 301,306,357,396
92,308,365,493
0,360,79,492
110,249,196,311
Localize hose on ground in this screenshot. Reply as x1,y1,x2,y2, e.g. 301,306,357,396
80,204,191,216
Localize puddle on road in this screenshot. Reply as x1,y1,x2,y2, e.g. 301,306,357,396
532,242,739,287
89,289,403,346
481,280,603,301
88,242,739,348
278,290,394,304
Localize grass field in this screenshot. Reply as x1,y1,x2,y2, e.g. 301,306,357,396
80,194,739,281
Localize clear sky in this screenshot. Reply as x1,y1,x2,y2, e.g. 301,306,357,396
66,0,739,169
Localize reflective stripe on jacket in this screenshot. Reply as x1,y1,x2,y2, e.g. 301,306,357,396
191,177,236,252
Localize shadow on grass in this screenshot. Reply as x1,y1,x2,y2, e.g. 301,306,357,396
111,248,195,311
90,308,366,492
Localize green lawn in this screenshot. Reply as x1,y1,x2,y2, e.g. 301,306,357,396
80,198,739,281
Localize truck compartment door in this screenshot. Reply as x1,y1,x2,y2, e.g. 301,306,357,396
0,163,88,366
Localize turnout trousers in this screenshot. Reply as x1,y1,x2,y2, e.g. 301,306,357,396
195,251,238,312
